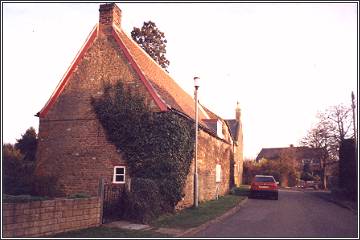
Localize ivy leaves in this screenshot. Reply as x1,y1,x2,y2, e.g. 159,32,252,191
92,81,194,211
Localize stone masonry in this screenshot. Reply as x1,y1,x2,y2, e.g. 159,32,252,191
2,197,100,238
35,3,244,210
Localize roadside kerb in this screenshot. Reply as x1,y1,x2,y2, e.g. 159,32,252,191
313,193,357,213
175,197,248,237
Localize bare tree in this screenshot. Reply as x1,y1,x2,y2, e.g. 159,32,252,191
300,104,353,188
301,104,353,160
318,104,353,141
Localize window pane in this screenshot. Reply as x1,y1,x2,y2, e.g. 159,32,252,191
116,175,124,182
255,176,275,183
116,167,124,174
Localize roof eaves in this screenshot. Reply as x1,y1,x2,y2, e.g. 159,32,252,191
171,108,231,145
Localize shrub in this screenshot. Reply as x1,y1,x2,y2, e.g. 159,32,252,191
31,175,60,197
2,144,35,195
68,193,90,199
3,194,49,203
230,186,250,196
121,178,162,223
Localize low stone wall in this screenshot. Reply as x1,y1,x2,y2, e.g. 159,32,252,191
2,197,101,238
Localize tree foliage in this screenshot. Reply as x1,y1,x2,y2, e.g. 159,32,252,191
301,163,317,181
2,127,41,195
91,81,194,222
131,21,170,71
243,157,300,187
15,127,38,162
2,142,35,195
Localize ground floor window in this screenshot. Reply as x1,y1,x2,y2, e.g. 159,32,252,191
113,166,125,183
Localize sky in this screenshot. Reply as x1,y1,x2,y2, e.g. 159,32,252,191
2,2,358,158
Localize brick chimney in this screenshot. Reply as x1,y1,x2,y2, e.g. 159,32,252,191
99,3,121,34
236,101,241,122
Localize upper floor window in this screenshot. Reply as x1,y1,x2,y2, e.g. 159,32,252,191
113,166,126,183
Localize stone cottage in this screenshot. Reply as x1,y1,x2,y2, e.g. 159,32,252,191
34,3,243,208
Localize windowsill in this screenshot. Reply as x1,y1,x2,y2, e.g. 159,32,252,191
112,182,125,184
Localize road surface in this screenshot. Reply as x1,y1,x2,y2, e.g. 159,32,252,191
193,189,358,238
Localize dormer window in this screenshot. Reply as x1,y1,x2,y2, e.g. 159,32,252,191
217,120,224,139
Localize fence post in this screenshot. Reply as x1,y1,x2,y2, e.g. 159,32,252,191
98,178,105,224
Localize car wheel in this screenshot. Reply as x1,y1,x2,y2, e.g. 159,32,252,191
274,193,278,200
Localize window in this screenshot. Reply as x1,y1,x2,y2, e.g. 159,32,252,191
113,166,126,183
255,176,276,183
216,164,222,183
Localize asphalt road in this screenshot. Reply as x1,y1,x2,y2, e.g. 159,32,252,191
193,189,358,238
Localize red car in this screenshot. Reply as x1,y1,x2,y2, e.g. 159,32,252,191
250,175,279,200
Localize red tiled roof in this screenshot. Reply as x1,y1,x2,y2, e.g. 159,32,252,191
113,27,211,125
39,10,228,134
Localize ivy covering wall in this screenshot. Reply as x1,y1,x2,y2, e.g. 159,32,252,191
91,82,195,222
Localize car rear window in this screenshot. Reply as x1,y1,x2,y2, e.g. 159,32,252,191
255,176,275,182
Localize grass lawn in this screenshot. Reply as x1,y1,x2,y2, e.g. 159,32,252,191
230,185,250,196
51,226,171,238
50,192,247,238
151,194,246,229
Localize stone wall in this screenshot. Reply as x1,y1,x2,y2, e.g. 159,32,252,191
177,128,233,209
339,138,357,200
2,197,100,238
35,31,158,197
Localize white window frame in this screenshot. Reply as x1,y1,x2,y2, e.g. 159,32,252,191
216,164,222,183
113,166,126,184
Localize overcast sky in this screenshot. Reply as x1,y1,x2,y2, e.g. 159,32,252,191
2,2,358,158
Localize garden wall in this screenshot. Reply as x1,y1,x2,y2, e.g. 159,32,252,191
2,197,101,238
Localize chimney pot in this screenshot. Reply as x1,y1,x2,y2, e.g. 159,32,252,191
236,101,241,122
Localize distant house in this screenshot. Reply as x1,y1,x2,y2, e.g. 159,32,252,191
256,146,326,174
34,3,244,209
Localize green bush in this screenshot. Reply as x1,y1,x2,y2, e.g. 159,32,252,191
230,186,250,196
3,194,49,203
68,193,90,199
121,178,162,223
31,175,60,197
2,144,35,195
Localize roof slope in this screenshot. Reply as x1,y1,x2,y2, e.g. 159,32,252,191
38,6,236,140
256,147,327,161
225,119,239,141
114,27,210,124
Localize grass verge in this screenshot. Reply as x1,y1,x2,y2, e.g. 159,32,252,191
230,185,250,196
51,226,171,238
2,194,50,203
151,194,246,229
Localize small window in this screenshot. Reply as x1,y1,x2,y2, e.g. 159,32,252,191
216,164,222,183
113,166,126,184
